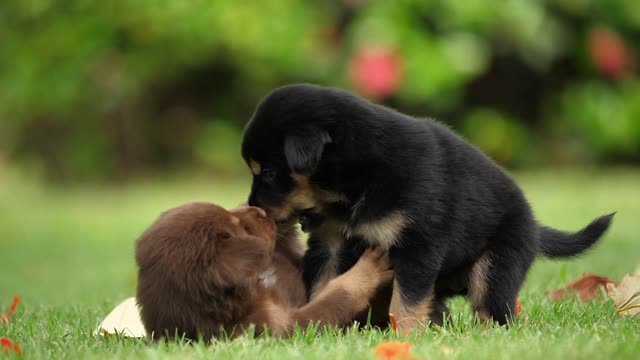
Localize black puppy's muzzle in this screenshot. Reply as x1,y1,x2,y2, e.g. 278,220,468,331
247,193,259,208
298,209,324,233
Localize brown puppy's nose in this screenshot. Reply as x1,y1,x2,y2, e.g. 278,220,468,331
230,205,268,219
252,207,267,218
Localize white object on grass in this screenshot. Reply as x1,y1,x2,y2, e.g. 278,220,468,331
94,297,147,338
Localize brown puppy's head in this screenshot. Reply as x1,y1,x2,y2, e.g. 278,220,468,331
241,84,348,225
135,202,276,340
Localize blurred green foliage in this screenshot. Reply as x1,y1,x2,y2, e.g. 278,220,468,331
0,0,638,181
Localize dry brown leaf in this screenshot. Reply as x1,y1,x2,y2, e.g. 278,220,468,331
546,272,614,302
606,275,640,317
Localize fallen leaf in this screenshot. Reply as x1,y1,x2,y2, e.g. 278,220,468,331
374,341,418,360
1,295,20,326
515,298,522,315
389,313,398,332
547,273,614,302
606,275,640,317
94,297,147,338
1,338,22,356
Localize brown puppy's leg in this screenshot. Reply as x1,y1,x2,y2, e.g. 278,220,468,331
291,247,393,330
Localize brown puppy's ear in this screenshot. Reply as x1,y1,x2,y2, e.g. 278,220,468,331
284,125,331,175
212,234,271,286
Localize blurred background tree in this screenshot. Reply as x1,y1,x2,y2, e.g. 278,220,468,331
1,0,638,182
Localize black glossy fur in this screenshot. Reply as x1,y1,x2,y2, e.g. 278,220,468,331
241,84,614,327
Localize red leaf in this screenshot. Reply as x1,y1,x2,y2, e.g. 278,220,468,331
1,338,23,356
389,313,398,332
515,298,522,315
547,273,614,302
1,295,21,326
10,296,20,313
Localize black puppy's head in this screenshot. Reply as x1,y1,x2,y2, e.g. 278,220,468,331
241,84,345,224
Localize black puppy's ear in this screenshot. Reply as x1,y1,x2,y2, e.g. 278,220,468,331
284,125,331,175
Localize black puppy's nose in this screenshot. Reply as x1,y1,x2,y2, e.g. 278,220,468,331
248,193,258,207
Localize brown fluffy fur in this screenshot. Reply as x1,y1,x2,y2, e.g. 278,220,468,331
135,202,392,340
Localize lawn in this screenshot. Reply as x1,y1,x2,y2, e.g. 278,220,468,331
1,167,639,359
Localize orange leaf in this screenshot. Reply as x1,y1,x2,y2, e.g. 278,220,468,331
389,313,398,332
515,298,522,315
546,273,613,302
1,295,20,326
10,296,20,313
1,338,22,356
374,341,413,360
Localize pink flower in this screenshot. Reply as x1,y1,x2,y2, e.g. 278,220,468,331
588,28,630,79
348,45,404,99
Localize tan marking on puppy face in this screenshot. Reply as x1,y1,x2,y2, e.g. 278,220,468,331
249,159,262,175
291,174,349,205
288,174,316,210
266,174,348,222
389,279,432,332
469,252,491,319
349,211,411,249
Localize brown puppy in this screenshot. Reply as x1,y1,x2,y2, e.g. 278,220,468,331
135,202,392,340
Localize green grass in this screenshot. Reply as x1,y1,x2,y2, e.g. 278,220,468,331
1,167,639,359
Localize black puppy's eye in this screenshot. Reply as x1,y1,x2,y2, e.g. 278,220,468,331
261,169,277,183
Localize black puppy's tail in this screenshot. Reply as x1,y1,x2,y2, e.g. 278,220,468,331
538,213,615,258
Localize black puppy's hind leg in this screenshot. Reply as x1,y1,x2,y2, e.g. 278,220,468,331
469,214,537,326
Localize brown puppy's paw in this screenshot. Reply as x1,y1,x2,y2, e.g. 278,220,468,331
350,247,394,290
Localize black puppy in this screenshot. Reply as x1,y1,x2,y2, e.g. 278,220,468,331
241,84,614,331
